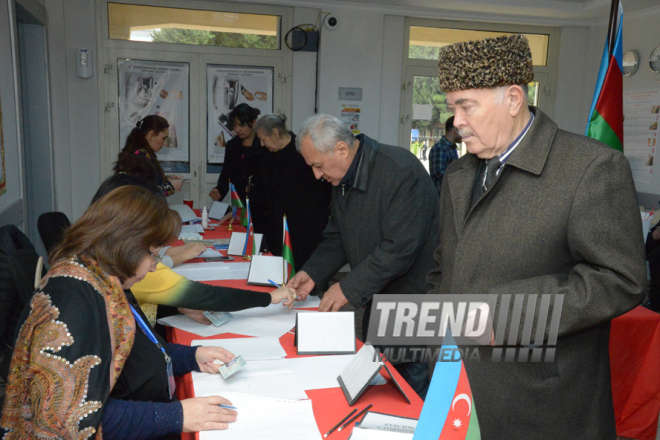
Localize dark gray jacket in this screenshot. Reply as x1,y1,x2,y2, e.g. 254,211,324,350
302,134,439,308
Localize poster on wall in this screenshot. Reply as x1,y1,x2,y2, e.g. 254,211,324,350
207,65,273,164
340,105,361,134
623,90,659,185
0,90,6,196
118,59,190,163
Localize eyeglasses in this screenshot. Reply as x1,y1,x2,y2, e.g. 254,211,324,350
149,251,163,264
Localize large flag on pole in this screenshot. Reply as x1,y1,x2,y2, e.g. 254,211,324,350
242,199,256,257
282,216,295,283
585,0,623,151
413,333,481,440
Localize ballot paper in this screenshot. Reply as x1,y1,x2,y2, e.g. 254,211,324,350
209,201,230,220
227,232,263,256
192,337,287,360
283,355,386,391
172,262,233,281
157,314,235,337
193,359,308,400
247,255,285,286
198,393,322,440
296,311,356,355
349,426,414,440
358,412,418,434
199,248,222,258
181,224,204,234
170,204,200,223
227,262,250,280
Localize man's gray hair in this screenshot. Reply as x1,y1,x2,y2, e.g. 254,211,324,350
296,114,356,154
255,113,288,137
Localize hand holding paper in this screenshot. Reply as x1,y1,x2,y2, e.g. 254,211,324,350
196,346,236,374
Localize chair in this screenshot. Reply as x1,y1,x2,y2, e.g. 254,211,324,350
37,212,71,254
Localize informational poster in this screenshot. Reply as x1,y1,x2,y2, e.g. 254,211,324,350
0,90,6,196
340,105,361,134
207,65,273,164
118,59,190,163
624,90,659,185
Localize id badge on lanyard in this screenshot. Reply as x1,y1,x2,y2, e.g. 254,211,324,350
129,304,176,399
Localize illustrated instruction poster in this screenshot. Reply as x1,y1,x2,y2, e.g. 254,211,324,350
118,59,190,163
624,90,659,185
340,105,361,134
207,65,273,164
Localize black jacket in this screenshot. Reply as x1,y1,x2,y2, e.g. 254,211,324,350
250,133,331,271
215,135,265,202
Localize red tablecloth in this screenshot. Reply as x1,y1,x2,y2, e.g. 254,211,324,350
171,216,424,439
610,306,660,440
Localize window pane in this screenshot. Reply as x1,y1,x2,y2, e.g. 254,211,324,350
409,27,548,66
108,3,280,50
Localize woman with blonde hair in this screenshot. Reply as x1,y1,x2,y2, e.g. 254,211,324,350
1,186,237,439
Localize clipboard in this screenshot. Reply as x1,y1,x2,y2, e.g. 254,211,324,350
294,311,357,355
337,344,411,406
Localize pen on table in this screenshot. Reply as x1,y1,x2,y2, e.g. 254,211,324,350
218,404,238,410
337,404,373,432
324,408,357,437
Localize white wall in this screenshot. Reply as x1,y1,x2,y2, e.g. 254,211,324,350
44,0,101,221
621,6,660,198
0,0,26,225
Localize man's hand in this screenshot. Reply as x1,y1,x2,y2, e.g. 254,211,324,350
179,307,211,325
319,283,349,312
181,396,237,432
287,271,315,301
652,228,660,241
209,188,221,201
195,346,236,373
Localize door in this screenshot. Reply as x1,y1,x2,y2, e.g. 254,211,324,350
102,48,284,208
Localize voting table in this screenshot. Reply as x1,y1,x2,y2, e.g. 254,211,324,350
167,215,424,439
167,211,660,439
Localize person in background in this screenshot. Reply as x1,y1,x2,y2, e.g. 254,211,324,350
90,174,296,328
250,114,331,271
288,114,439,399
0,186,237,439
209,104,265,204
428,116,462,195
428,34,645,438
114,115,184,197
645,223,660,312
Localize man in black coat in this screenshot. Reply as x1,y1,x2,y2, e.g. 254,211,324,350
288,114,439,398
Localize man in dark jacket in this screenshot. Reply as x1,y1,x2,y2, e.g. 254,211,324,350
428,34,645,439
288,114,439,398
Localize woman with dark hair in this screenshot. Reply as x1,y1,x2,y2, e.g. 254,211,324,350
251,114,331,271
209,104,265,203
114,115,183,197
0,186,239,439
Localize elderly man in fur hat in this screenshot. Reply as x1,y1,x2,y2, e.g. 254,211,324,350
426,34,645,438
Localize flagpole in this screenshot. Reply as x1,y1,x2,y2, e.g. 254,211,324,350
283,214,287,285
606,0,618,57
226,179,233,231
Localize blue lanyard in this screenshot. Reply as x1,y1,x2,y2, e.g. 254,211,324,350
129,304,171,364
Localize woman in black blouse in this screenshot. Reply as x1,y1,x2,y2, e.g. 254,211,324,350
209,104,265,203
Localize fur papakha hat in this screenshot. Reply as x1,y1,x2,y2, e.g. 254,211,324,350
437,34,534,92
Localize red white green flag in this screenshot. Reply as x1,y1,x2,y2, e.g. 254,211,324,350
229,182,248,227
585,0,623,151
282,216,295,282
243,199,256,257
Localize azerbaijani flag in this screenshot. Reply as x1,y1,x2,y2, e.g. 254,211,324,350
229,182,248,227
243,199,256,257
282,216,295,282
585,0,623,151
413,333,480,440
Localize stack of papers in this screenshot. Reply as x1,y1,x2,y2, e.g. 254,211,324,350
198,392,322,440
179,232,204,241
192,337,287,361
181,224,205,234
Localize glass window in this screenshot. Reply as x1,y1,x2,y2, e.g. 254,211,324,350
108,3,281,50
409,27,548,66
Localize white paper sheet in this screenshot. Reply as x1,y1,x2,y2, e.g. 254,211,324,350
178,232,204,241
292,294,321,309
199,249,222,258
227,232,263,256
193,360,308,400
192,337,286,360
172,262,233,281
358,412,417,434
283,355,386,391
297,311,355,354
181,224,205,234
157,314,236,337
198,392,322,440
209,201,230,220
227,262,250,280
247,255,284,286
349,426,414,440
170,204,200,223
215,303,298,338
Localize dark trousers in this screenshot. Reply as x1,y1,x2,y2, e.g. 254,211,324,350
646,230,660,311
